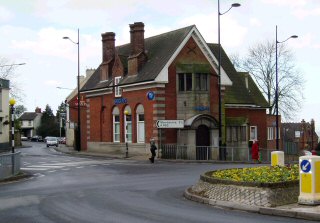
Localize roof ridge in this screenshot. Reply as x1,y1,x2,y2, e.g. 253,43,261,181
116,25,195,50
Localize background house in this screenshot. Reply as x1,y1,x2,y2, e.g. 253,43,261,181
19,107,42,138
283,119,318,154
0,78,10,151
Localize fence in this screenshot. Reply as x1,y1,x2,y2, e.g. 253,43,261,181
0,152,21,180
160,144,277,162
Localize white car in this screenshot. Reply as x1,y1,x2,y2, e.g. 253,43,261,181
46,137,59,147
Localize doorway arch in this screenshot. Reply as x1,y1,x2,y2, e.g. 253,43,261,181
196,124,210,160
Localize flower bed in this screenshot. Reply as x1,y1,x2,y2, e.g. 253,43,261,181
188,165,299,207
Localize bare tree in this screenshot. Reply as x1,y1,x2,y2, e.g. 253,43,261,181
231,40,304,120
0,57,25,103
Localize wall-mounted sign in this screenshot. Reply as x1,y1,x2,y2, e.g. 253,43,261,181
114,98,127,105
295,131,301,138
147,91,155,100
156,120,184,129
74,96,87,107
194,106,210,111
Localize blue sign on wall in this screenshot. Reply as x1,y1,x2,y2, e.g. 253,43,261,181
147,91,155,100
114,98,127,105
194,106,210,111
300,160,311,173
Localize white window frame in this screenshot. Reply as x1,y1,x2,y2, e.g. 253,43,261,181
136,104,145,143
114,76,122,97
124,106,132,143
112,107,120,142
250,126,257,141
267,127,274,140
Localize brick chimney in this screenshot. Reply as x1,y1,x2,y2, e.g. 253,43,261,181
128,22,147,76
101,32,116,80
35,107,41,113
129,22,145,55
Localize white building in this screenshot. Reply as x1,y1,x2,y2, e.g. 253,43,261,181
0,78,10,150
19,108,42,138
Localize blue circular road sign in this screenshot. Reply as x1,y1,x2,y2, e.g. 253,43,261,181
147,91,155,100
300,160,311,173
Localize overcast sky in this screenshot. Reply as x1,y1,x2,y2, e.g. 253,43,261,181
1,0,320,132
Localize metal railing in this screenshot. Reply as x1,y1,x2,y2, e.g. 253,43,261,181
0,152,21,180
160,144,279,162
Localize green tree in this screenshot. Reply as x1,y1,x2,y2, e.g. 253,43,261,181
56,101,67,137
37,104,59,137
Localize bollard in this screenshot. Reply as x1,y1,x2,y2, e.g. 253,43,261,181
298,155,320,205
271,151,284,166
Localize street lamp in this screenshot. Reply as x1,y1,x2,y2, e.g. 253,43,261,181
218,0,240,160
0,63,26,68
56,86,74,90
63,29,81,151
275,25,298,151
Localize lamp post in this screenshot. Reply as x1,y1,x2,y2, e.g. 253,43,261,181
63,29,81,151
9,98,16,175
9,98,16,154
0,63,26,68
218,0,240,160
275,25,298,150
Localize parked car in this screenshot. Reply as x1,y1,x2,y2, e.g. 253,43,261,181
300,150,312,156
21,136,28,141
58,137,66,144
31,135,43,142
46,137,59,147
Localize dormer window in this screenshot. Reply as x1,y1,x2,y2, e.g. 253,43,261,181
114,76,122,97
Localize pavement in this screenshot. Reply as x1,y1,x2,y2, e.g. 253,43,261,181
13,144,320,221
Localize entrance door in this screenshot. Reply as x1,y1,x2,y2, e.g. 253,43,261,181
196,125,210,160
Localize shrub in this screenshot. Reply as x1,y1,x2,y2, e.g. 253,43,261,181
211,165,299,183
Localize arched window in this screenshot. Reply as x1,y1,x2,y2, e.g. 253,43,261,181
136,104,145,143
124,105,132,143
112,107,120,142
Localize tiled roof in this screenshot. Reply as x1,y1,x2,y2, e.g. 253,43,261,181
81,25,195,91
19,112,38,120
207,43,269,108
81,25,269,109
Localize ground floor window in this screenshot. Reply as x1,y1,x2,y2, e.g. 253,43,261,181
112,107,120,142
226,126,247,142
124,105,132,143
136,104,145,143
250,126,257,141
267,127,274,140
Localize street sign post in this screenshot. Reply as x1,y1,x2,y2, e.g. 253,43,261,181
156,120,184,129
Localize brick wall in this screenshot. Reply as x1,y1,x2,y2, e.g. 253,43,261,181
226,108,267,148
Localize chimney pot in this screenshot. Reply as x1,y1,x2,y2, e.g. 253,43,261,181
101,32,115,62
129,22,145,56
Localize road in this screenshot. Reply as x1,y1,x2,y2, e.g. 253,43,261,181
0,142,313,223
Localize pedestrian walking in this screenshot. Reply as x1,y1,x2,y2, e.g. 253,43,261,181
251,140,260,163
149,138,157,163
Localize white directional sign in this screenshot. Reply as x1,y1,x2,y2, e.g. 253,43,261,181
156,120,184,129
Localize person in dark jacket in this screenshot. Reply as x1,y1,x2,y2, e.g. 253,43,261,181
149,138,157,163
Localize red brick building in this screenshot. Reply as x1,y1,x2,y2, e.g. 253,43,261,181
68,22,271,160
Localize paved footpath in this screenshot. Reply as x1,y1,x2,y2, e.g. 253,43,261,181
53,145,320,221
